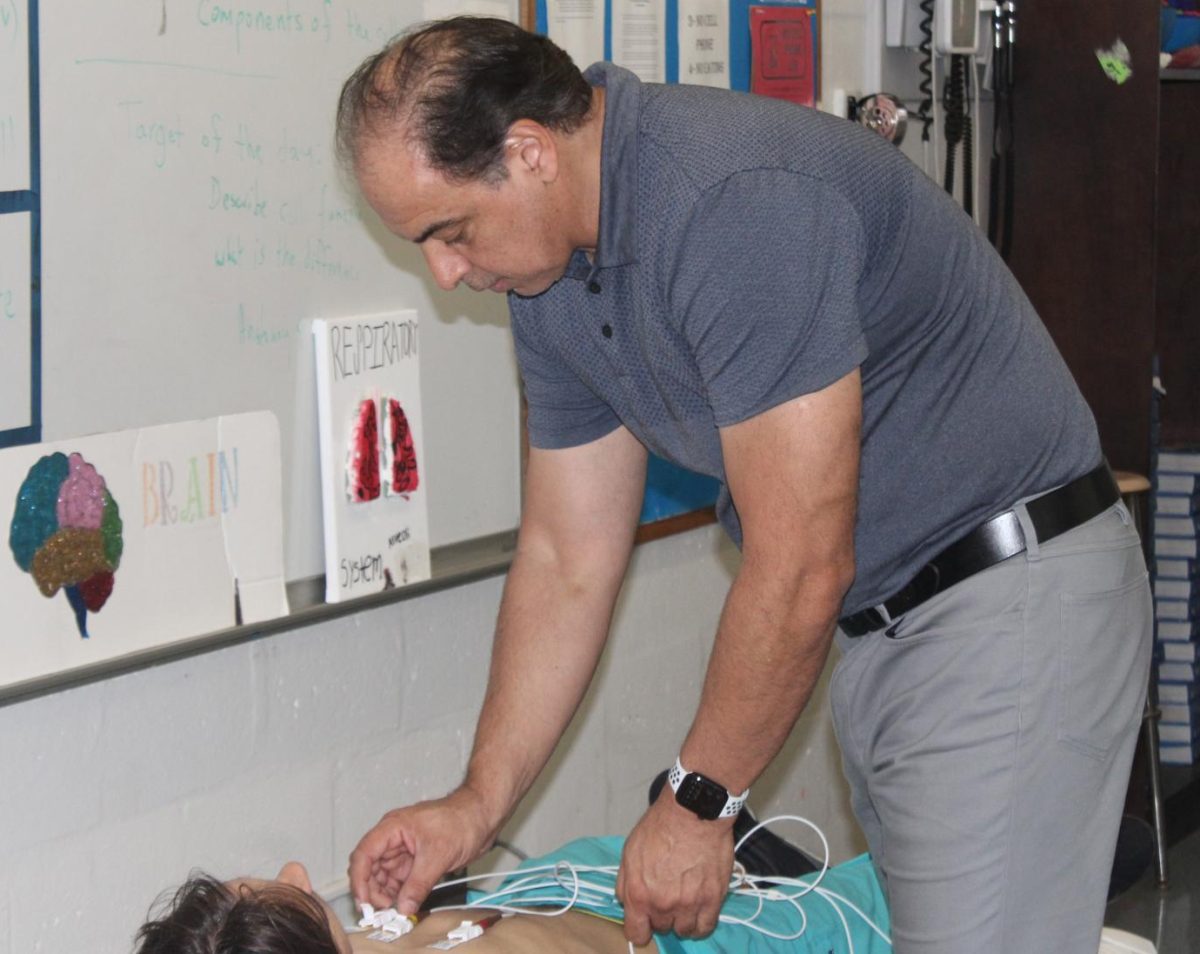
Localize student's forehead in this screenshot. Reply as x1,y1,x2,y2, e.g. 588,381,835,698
224,875,272,891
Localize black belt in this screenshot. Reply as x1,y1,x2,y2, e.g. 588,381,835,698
839,461,1120,638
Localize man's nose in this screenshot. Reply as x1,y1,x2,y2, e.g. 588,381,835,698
422,241,471,291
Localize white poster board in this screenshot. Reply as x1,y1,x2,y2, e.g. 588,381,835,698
0,411,288,694
313,310,431,602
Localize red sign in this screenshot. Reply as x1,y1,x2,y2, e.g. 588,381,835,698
750,5,819,108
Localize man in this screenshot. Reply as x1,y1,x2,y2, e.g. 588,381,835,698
337,17,1151,954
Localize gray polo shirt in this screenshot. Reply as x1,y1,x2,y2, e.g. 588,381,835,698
509,63,1099,615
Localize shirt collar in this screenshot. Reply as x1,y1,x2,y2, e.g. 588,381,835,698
583,62,640,271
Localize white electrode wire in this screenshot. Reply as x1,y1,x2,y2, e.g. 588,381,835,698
814,887,892,945
822,886,857,954
716,877,811,940
411,812,890,949
732,812,832,896
429,862,613,896
430,862,625,919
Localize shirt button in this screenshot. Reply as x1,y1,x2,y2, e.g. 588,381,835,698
588,281,602,294
602,324,613,338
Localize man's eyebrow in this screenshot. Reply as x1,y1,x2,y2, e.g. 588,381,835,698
414,217,467,244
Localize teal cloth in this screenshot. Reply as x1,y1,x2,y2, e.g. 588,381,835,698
467,836,891,953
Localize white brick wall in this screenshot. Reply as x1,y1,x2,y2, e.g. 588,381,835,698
0,526,861,954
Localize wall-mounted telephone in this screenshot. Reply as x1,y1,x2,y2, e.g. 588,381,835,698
872,1,1013,256
936,0,980,54
886,0,982,54
875,1,991,220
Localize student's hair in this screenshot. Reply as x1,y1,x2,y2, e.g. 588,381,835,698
335,15,592,183
133,874,340,954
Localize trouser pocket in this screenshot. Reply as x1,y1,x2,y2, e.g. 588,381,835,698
1057,573,1152,760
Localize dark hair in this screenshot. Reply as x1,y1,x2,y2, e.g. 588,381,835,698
336,16,593,182
133,874,340,954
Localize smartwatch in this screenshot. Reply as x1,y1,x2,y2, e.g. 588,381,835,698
666,758,749,821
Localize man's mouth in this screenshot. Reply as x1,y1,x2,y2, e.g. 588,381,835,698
463,275,506,293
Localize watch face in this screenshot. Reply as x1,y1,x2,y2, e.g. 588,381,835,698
676,773,728,821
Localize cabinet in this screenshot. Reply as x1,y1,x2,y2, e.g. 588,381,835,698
1005,0,1160,476
1005,0,1200,847
1156,74,1200,449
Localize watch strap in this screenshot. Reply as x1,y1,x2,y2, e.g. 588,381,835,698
667,757,749,820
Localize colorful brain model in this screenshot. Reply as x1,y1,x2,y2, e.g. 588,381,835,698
9,451,124,638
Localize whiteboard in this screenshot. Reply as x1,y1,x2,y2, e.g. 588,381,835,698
0,0,30,191
0,211,31,432
38,1,523,580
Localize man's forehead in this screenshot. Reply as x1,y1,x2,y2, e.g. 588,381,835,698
357,143,472,236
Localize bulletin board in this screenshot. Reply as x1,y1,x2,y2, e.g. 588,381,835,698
5,0,524,587
536,0,820,97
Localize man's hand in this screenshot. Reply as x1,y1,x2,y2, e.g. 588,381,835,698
616,790,735,945
348,786,494,914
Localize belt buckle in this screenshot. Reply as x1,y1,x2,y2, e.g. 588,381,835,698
858,605,892,633
909,562,942,605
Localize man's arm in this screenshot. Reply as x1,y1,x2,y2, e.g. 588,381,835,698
349,425,648,912
617,368,861,944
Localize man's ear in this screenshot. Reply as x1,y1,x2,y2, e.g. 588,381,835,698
505,120,558,182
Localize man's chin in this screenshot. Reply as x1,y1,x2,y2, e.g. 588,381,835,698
467,273,560,298
467,277,515,294
508,277,560,299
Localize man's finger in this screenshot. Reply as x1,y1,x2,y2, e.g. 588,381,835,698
648,907,675,935
367,880,395,910
622,903,653,947
694,904,720,939
348,847,377,903
395,857,442,916
672,913,698,938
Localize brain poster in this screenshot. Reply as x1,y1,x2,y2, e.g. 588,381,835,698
10,451,124,638
1,412,287,695
312,310,430,603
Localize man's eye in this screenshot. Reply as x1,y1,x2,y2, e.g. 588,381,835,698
444,232,466,246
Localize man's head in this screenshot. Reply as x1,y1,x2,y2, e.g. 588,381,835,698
336,16,591,183
336,17,602,297
134,861,351,954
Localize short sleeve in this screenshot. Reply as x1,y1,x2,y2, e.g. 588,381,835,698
509,299,621,449
668,169,869,426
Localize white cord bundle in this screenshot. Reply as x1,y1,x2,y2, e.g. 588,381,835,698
420,812,892,953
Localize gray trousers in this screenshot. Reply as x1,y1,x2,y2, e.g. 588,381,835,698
831,501,1152,954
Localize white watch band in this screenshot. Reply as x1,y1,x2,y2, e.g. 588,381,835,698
667,757,750,819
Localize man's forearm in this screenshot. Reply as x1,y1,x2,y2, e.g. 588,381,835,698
461,539,628,839
679,556,846,795
459,429,647,841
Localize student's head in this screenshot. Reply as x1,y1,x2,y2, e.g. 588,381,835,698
335,16,591,183
134,861,351,954
335,17,599,298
